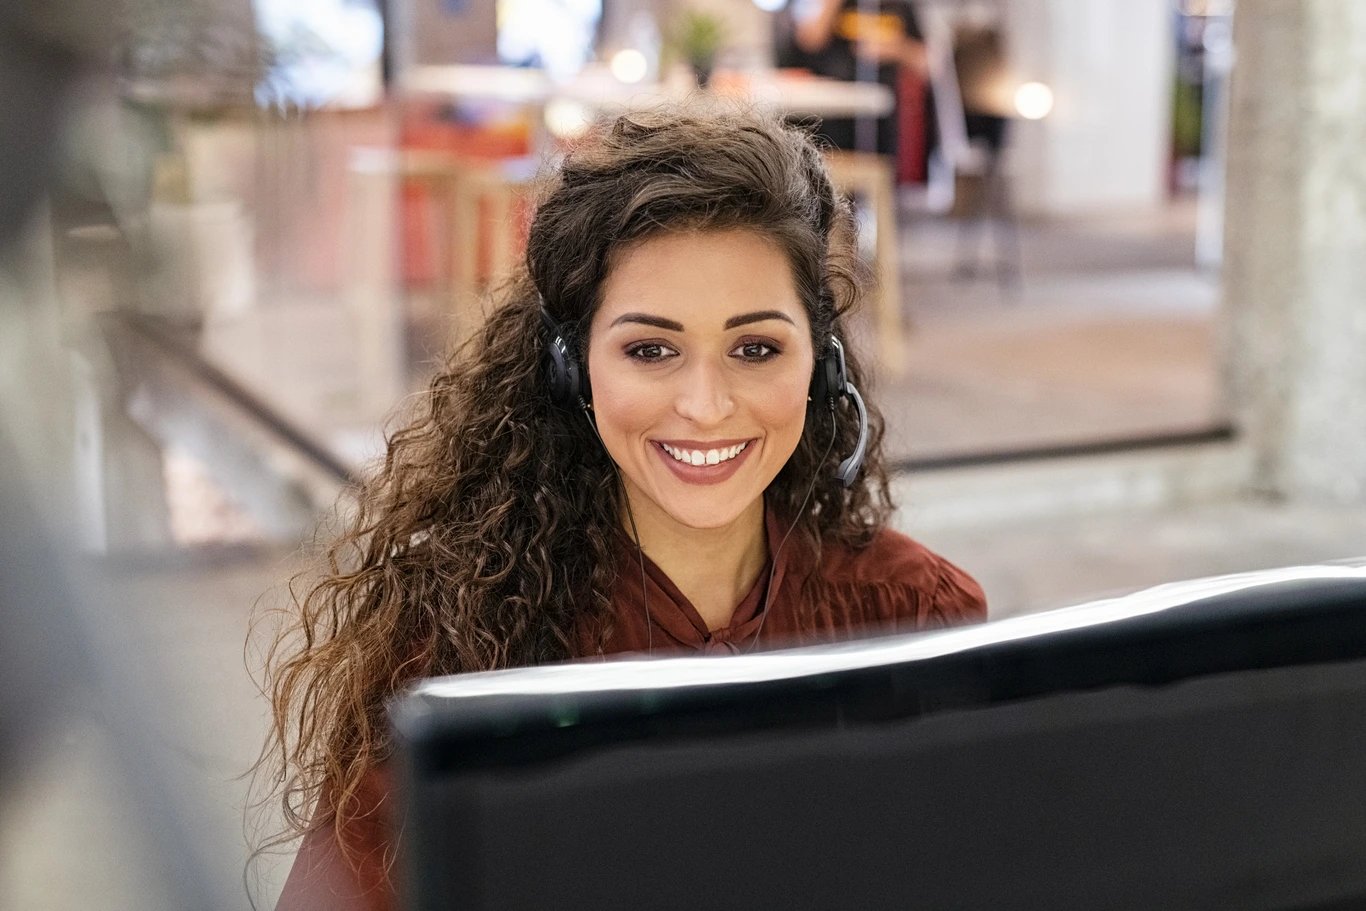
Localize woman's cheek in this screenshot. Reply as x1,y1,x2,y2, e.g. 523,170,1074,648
593,372,663,443
756,368,813,443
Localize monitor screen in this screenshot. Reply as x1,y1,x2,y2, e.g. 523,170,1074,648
391,564,1366,910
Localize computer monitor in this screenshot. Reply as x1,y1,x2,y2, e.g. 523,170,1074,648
390,564,1366,911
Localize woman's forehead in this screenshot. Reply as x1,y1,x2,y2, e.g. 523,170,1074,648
594,229,807,331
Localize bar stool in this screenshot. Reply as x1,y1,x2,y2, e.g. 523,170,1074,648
823,150,906,376
448,155,539,348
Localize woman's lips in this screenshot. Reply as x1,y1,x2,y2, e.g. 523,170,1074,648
652,439,756,486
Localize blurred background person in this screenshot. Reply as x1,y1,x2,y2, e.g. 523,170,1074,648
781,0,928,160
0,2,248,909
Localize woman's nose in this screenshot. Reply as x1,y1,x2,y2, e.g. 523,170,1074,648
673,358,736,426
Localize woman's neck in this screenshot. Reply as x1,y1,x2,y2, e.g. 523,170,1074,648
621,487,769,632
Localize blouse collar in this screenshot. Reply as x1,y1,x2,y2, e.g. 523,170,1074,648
614,505,798,656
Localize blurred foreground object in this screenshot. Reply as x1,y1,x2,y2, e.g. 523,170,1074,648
0,0,102,247
0,1,243,908
0,437,83,777
394,564,1366,910
0,0,115,788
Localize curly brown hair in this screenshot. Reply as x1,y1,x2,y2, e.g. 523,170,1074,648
251,102,893,873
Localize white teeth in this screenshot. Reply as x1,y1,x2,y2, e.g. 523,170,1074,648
660,441,749,466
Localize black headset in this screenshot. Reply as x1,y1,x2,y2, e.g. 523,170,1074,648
539,305,869,487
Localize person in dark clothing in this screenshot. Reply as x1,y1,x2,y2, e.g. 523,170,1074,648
782,0,928,159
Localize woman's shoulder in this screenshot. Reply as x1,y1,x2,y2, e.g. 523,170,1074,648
275,765,399,911
818,525,988,627
821,525,942,587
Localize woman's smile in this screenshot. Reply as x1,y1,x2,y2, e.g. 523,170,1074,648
651,437,757,485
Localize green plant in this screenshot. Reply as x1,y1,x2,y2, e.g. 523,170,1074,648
669,8,727,71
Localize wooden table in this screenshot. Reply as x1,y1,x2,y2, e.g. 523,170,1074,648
399,65,894,119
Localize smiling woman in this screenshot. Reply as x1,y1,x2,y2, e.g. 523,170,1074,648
256,103,985,911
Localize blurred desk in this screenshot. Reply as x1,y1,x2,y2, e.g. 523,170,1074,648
401,65,552,107
400,65,894,120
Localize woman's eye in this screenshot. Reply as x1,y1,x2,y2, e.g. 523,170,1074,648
625,342,676,362
734,341,779,361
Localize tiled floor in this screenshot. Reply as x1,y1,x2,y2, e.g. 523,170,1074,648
877,271,1220,459
869,199,1222,460
914,496,1366,621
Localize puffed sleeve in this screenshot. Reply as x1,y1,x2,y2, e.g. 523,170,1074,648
922,553,988,629
873,552,987,633
275,767,399,911
823,527,987,632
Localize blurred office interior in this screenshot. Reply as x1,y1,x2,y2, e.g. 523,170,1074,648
3,0,1366,907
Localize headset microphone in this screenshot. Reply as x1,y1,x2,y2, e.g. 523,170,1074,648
810,336,868,488
836,384,869,488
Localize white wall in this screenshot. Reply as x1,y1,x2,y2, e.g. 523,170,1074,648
1004,0,1174,216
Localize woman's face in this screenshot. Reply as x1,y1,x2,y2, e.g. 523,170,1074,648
586,228,815,533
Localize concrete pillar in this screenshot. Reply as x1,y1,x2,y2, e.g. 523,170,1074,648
1222,0,1366,503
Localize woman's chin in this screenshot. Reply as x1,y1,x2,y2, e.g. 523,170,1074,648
667,505,751,532
643,485,761,533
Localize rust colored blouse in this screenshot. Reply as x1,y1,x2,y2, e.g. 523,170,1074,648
275,516,986,911
579,508,985,656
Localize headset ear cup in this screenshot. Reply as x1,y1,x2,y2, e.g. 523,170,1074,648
809,338,841,412
540,305,591,410
555,348,573,407
544,334,568,406
553,342,585,409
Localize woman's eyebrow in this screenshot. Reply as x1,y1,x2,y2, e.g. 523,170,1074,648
724,310,796,329
609,313,685,331
607,310,796,331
